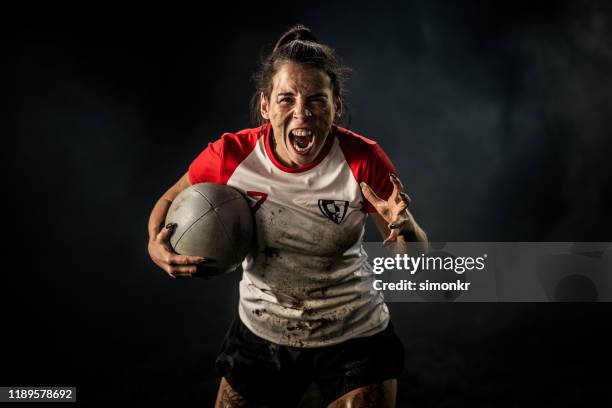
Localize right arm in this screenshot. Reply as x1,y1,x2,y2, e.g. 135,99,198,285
147,172,205,278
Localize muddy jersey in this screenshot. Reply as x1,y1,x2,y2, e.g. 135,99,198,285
188,123,397,347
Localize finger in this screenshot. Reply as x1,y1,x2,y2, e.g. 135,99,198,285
394,199,409,213
156,223,176,243
155,251,205,272
389,220,408,230
399,192,412,207
389,211,410,229
172,271,196,278
168,264,198,276
168,254,207,266
383,229,399,245
360,182,386,210
389,175,399,203
389,173,405,193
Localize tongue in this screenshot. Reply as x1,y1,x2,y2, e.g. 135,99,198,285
295,135,311,148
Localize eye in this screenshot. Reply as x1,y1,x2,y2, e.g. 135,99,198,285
310,97,327,105
279,97,294,104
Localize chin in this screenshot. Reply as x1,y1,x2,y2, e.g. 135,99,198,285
290,154,315,166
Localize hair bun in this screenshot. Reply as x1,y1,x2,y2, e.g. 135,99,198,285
273,24,318,52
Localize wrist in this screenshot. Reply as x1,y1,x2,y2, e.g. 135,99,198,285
148,227,161,244
397,215,417,240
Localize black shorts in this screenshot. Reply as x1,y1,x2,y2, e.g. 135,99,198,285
215,317,405,407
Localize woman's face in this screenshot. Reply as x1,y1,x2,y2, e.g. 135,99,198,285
261,62,341,167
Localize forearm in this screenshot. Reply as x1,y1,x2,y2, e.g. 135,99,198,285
148,172,191,242
398,223,428,243
148,196,172,242
397,215,429,253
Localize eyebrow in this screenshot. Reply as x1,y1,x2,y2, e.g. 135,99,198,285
276,92,328,99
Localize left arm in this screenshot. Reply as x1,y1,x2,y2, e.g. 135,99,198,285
371,212,428,245
361,174,428,252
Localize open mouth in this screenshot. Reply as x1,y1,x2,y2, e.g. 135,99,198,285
288,128,316,155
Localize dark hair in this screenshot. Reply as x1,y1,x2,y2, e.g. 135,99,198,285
250,25,351,127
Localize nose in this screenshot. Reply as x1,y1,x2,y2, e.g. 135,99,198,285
293,101,312,120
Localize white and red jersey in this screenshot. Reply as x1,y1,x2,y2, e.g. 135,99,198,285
188,123,397,347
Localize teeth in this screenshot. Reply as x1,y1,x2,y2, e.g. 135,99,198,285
292,129,312,136
294,143,309,152
289,129,315,154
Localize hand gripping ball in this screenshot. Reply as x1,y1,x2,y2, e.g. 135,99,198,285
165,183,254,277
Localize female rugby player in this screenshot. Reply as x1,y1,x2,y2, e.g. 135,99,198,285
148,25,427,408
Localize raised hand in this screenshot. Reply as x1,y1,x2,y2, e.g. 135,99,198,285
360,173,416,244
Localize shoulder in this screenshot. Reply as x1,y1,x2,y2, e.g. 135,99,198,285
188,125,265,185
212,125,265,154
334,126,388,165
335,126,379,152
333,126,397,189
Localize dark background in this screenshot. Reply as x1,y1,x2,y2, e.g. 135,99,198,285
6,1,612,406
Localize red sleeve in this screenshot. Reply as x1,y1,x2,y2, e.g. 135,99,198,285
188,129,261,185
362,143,397,213
337,127,398,213
188,137,225,184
